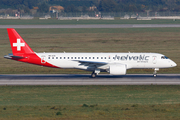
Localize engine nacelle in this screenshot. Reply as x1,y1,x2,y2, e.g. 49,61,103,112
109,64,126,75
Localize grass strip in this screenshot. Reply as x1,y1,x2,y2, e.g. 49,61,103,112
1,19,180,25
0,85,180,119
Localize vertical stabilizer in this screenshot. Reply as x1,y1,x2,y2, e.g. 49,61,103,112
7,28,34,55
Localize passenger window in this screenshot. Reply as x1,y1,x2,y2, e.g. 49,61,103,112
60,57,62,59
56,57,58,59
104,57,106,59
64,57,66,59
78,57,80,59
93,57,94,59
85,57,87,59
97,57,99,59
89,57,91,59
48,57,50,59
52,57,54,59
75,57,76,59
82,57,83,59
101,57,103,59
71,57,73,59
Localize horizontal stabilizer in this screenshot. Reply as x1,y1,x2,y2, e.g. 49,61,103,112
4,54,25,59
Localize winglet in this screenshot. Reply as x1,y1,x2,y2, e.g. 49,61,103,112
7,28,34,55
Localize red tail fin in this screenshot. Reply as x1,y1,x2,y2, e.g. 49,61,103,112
7,28,34,55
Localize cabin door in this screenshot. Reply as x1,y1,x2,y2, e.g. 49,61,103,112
41,55,46,64
152,56,157,64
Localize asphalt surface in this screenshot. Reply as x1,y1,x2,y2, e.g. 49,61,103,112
0,74,180,85
1,24,180,28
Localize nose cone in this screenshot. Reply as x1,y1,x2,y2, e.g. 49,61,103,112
171,61,177,67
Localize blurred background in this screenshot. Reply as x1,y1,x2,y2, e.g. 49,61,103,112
1,0,180,20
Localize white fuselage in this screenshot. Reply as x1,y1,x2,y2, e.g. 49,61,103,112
36,52,177,71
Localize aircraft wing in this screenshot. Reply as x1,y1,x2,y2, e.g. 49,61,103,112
74,60,108,67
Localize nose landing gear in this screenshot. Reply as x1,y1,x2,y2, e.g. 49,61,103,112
153,68,159,77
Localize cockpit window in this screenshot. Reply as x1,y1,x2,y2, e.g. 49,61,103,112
161,56,169,59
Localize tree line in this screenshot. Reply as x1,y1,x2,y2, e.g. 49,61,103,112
1,0,180,13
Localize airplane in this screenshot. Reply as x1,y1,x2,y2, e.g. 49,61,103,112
4,28,177,78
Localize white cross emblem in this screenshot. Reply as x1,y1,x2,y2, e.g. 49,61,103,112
13,39,25,51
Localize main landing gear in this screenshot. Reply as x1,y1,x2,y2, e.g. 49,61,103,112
91,72,97,78
91,69,100,78
153,68,159,77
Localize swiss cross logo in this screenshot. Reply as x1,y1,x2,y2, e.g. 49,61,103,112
13,39,25,51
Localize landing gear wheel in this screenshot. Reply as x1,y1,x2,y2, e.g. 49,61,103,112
153,74,157,77
91,73,97,78
91,69,100,78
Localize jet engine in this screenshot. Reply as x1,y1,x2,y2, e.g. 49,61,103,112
109,64,126,75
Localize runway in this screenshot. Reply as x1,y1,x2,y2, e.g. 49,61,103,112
1,24,180,28
0,74,180,85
